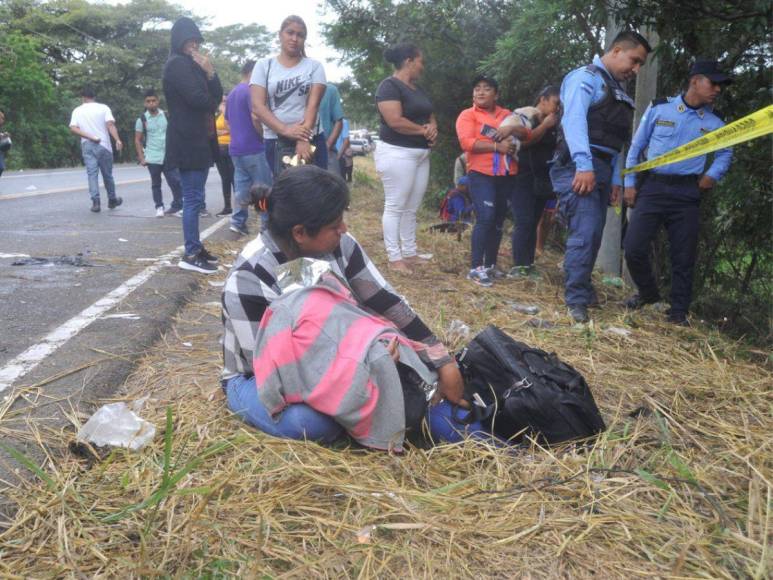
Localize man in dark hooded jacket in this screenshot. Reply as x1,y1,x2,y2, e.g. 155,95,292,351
163,17,223,274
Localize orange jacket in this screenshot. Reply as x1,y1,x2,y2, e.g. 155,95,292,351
455,104,517,176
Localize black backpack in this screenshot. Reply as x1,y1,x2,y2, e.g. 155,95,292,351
455,325,606,444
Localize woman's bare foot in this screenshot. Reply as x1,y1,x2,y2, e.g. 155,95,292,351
388,259,412,273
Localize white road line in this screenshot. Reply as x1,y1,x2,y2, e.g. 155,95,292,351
1,168,95,179
0,218,229,393
1,167,147,180
0,178,150,201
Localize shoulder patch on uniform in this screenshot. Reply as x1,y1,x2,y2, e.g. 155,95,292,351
651,97,669,107
655,119,676,127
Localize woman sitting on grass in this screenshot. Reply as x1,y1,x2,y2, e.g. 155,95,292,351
221,165,474,449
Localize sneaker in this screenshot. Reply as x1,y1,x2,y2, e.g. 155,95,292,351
507,265,541,280
178,253,217,274
467,266,493,288
485,265,506,280
229,224,249,236
624,293,660,310
199,247,219,264
199,210,211,218
90,199,101,213
107,196,123,209
215,208,233,217
164,206,182,216
155,206,165,218
568,305,589,323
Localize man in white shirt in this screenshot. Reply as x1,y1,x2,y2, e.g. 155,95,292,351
69,86,124,212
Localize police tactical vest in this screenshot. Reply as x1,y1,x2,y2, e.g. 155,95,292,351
586,64,635,152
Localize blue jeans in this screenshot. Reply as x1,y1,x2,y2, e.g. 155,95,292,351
231,152,272,230
147,163,182,210
510,172,548,267
81,141,116,201
468,171,513,269
179,168,209,256
225,374,344,443
549,156,612,307
225,375,488,446
265,134,328,177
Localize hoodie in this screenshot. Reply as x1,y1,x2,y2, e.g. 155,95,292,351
162,17,223,170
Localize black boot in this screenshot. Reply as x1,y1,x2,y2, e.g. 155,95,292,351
90,199,101,213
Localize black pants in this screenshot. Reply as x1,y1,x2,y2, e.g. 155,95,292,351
146,163,182,210
510,172,550,267
215,145,234,209
341,158,353,182
623,177,701,316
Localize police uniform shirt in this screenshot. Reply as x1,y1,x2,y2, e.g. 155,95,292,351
560,55,625,185
624,94,733,188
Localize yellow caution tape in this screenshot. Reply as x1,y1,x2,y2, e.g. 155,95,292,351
622,104,773,175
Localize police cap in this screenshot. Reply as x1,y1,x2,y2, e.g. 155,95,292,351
689,59,733,85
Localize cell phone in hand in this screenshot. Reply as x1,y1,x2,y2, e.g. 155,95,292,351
480,124,498,139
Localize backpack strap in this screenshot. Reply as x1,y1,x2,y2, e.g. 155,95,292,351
139,112,148,145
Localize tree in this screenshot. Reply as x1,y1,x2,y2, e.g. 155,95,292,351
0,31,73,167
0,0,271,165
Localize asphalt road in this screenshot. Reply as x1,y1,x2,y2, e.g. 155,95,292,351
0,163,229,383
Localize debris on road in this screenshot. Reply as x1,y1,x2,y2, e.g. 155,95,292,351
602,276,624,287
102,313,141,320
605,326,633,338
11,254,93,267
526,318,556,329
76,402,156,451
508,302,541,315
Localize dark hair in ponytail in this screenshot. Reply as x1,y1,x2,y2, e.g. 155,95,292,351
384,43,421,70
249,165,349,245
534,85,560,106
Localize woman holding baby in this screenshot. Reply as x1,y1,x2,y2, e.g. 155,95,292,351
455,75,530,287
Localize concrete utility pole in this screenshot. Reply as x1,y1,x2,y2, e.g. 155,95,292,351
595,15,659,276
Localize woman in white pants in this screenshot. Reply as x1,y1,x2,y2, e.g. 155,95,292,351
374,43,437,272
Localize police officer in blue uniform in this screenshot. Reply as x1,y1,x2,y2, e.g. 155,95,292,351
623,60,733,326
550,31,652,323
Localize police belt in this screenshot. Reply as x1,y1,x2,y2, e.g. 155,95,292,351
644,173,701,186
590,148,616,163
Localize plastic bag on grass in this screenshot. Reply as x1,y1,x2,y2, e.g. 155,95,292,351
76,402,156,451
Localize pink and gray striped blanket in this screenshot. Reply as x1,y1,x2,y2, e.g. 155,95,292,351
253,272,438,451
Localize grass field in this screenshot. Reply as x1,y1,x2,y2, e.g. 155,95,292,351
0,157,770,578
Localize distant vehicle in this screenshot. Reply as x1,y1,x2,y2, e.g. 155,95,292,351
349,138,371,156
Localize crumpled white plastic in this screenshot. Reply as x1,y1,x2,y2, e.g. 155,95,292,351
76,402,156,451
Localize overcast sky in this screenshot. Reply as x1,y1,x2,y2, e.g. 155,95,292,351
102,0,351,81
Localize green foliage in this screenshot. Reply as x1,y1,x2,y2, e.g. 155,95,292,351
0,31,74,166
0,0,271,166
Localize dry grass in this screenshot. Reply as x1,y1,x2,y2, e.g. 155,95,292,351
0,158,770,578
